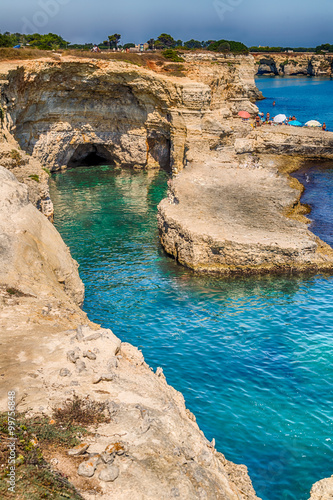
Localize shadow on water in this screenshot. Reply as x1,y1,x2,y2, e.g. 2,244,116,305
51,164,333,500
292,160,333,247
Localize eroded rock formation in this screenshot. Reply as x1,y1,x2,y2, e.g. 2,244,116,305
0,53,332,498
158,151,333,275
0,165,260,499
0,54,261,175
254,53,333,76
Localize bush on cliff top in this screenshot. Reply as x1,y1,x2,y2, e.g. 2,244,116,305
207,39,249,55
162,49,184,62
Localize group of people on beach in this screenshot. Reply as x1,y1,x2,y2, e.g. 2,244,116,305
254,109,327,131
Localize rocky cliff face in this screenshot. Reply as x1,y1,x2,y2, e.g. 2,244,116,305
158,149,333,275
254,53,333,76
0,54,331,498
0,165,261,499
0,54,260,176
0,55,265,499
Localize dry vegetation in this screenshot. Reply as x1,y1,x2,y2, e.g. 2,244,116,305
0,396,111,499
0,48,187,75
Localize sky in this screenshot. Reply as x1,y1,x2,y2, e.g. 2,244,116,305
1,0,332,47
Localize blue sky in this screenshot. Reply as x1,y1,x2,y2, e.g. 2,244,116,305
1,0,332,47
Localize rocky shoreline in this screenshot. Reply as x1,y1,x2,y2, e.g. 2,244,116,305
253,52,333,77
157,128,333,276
1,53,332,498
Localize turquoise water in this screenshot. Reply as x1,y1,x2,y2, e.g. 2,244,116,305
50,164,333,500
256,76,333,130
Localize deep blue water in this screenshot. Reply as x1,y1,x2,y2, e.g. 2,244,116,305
256,76,333,130
293,161,333,246
50,161,333,500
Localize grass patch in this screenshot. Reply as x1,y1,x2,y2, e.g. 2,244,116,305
0,48,54,61
9,149,25,167
28,174,40,182
42,167,51,176
0,412,84,499
53,395,111,427
0,48,187,74
162,49,184,62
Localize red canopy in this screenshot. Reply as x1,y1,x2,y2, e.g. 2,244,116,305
238,111,251,119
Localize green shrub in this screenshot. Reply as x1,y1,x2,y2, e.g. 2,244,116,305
10,149,26,166
0,412,84,499
162,49,184,62
29,174,40,182
207,39,249,55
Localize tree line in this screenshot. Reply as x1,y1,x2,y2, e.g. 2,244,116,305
250,44,333,54
2,31,332,55
0,32,69,50
0,31,248,54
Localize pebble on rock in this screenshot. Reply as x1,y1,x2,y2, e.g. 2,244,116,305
93,373,115,384
67,350,80,363
105,441,128,456
68,443,90,456
75,360,86,373
101,451,116,464
77,455,100,478
83,350,97,360
99,464,119,482
59,368,71,377
107,357,118,370
85,333,102,342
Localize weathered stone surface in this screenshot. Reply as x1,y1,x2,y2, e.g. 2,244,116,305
1,53,328,499
77,455,101,477
0,166,84,304
0,54,260,176
250,125,333,158
158,153,333,275
67,443,89,456
254,53,333,77
309,476,333,500
99,464,120,482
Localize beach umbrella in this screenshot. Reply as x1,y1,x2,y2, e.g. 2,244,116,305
274,114,287,123
288,120,302,127
305,120,322,127
238,111,251,119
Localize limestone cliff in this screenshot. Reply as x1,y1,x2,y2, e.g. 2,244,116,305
0,165,260,499
0,53,332,498
0,54,260,176
253,52,333,76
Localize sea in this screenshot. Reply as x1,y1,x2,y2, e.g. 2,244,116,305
50,77,333,500
256,76,333,130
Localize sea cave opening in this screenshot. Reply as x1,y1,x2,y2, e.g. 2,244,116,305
67,144,115,168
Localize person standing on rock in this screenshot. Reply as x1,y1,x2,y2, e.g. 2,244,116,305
322,123,327,131
255,115,261,127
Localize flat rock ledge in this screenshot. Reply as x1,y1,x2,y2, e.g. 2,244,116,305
158,157,333,276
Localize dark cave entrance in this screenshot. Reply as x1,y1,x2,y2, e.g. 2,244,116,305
67,144,115,168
